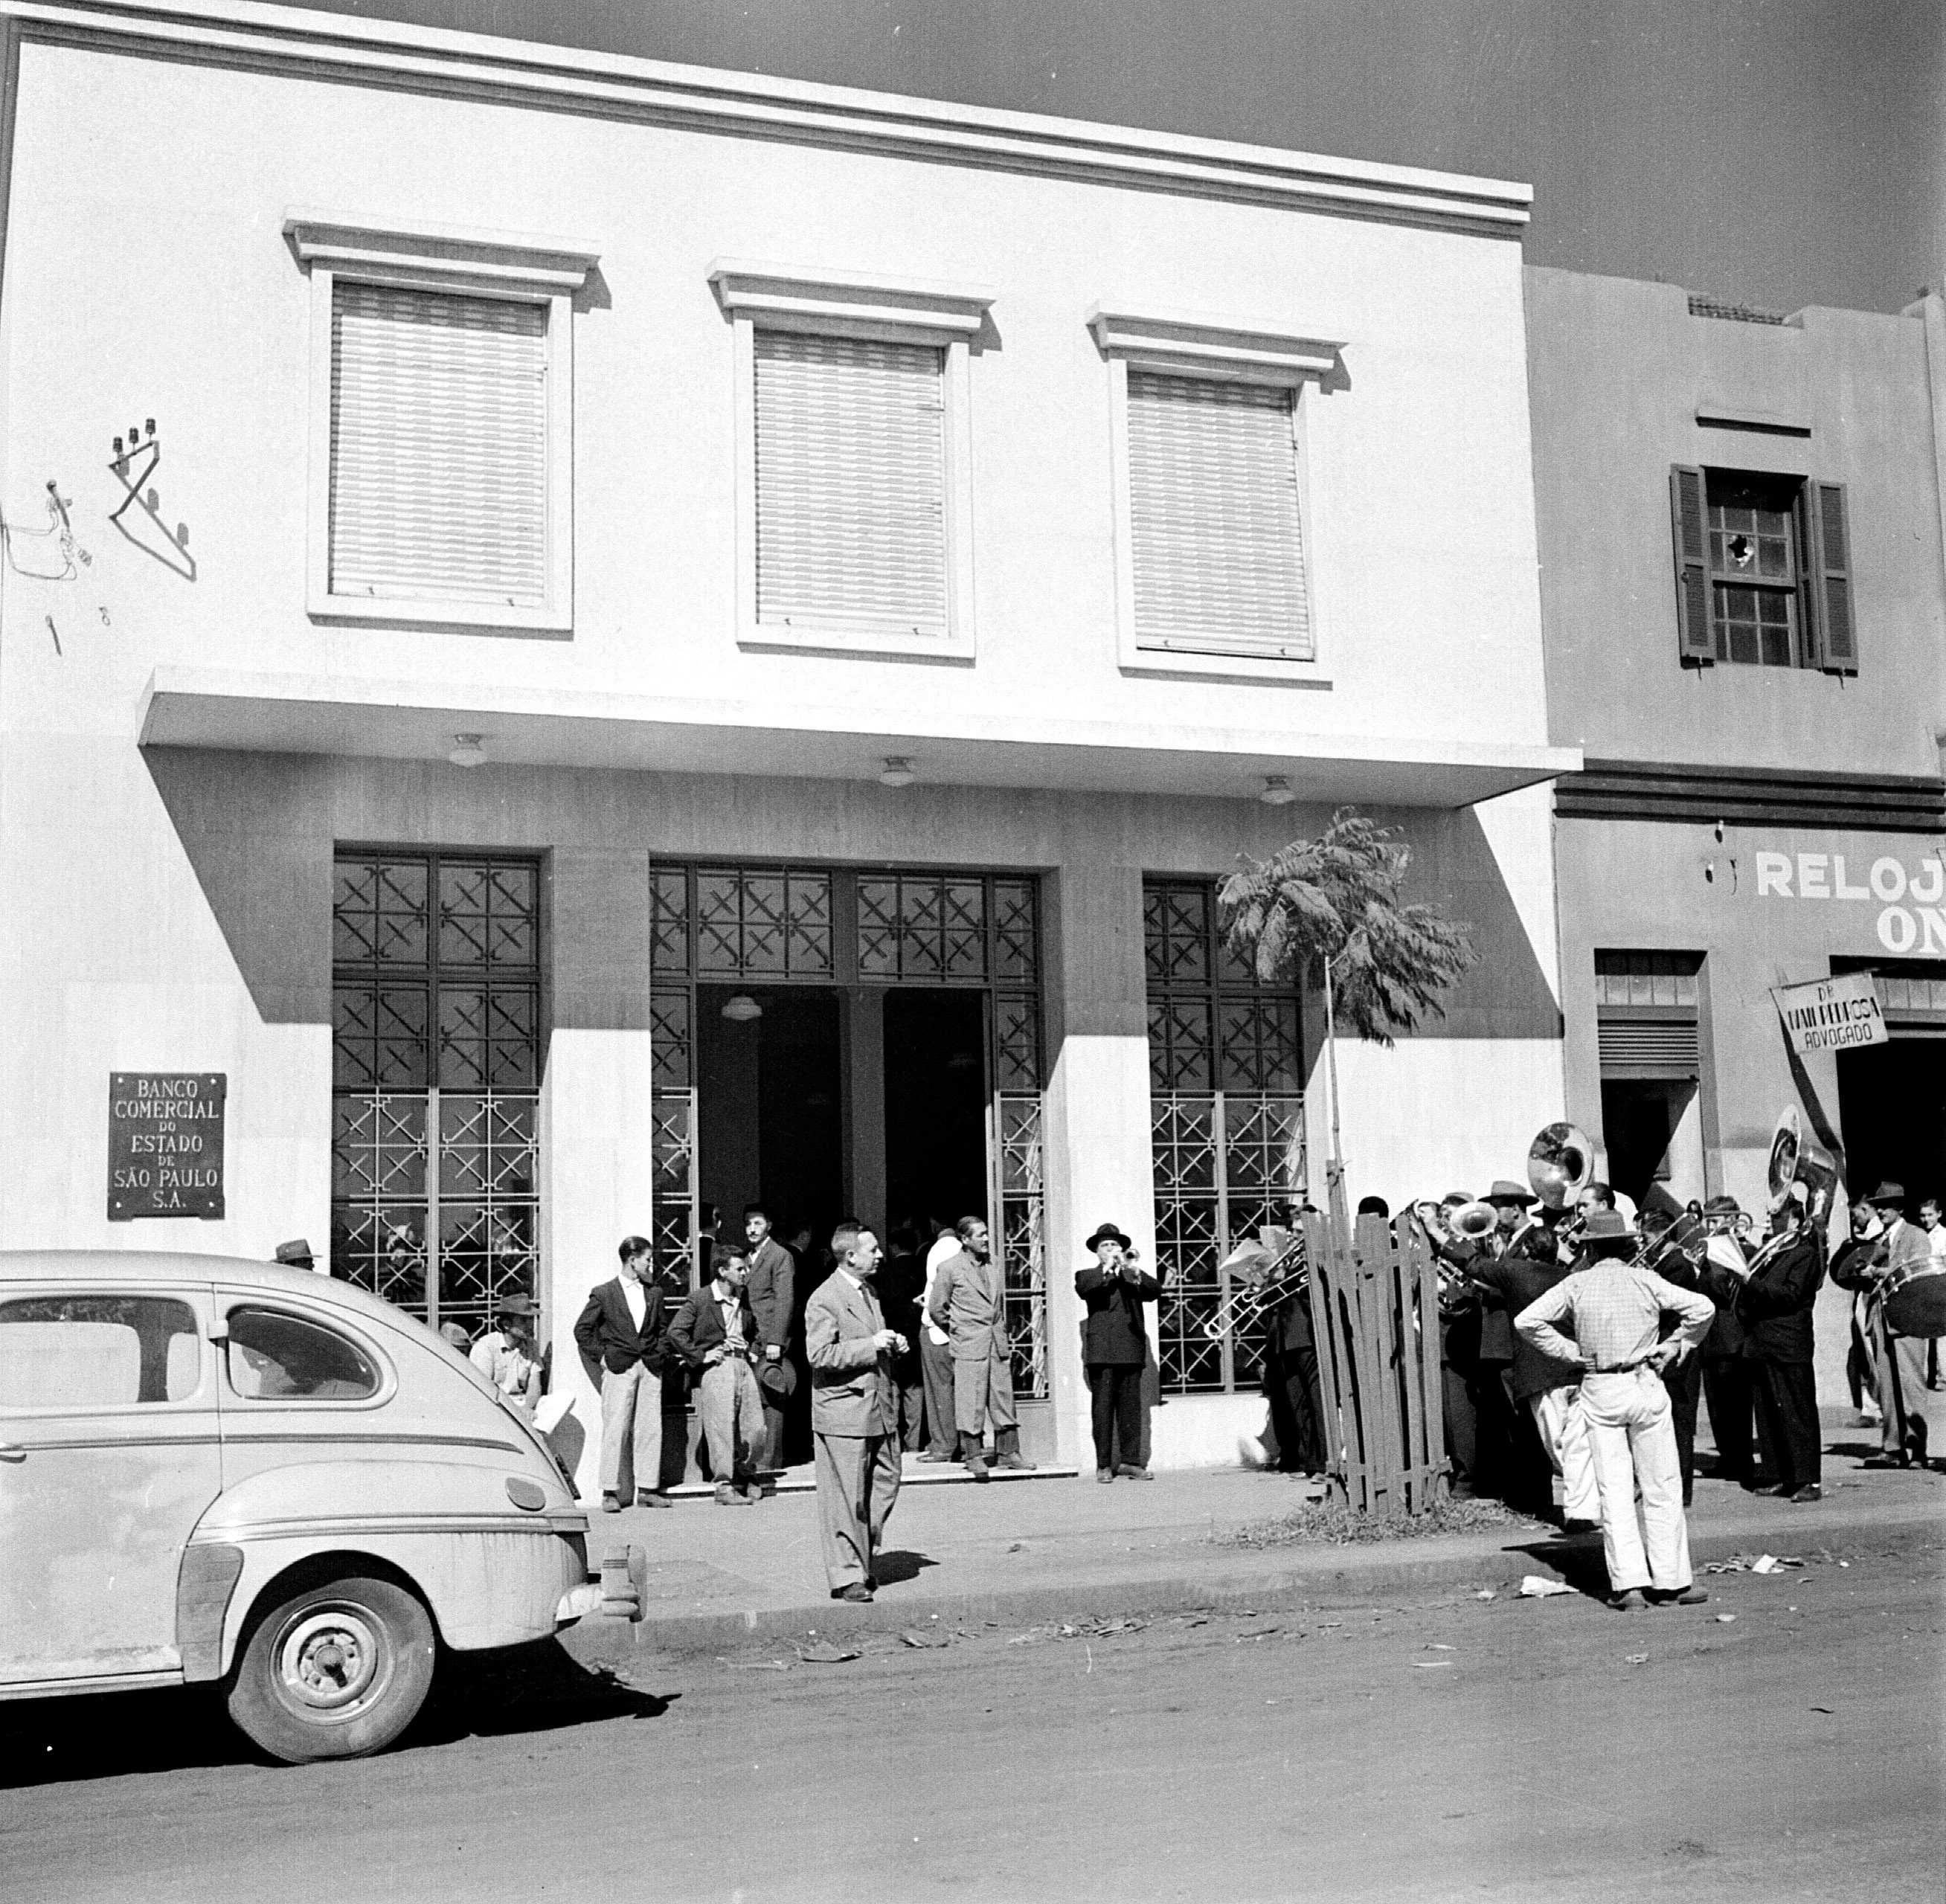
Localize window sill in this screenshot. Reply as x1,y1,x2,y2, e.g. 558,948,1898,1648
739,622,976,663
309,592,571,637
1120,646,1331,687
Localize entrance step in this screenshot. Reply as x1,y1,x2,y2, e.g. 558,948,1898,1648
664,1454,1081,1500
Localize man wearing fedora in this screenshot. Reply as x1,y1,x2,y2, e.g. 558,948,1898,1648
1468,1179,1551,1500
273,1239,316,1271
470,1293,545,1415
1075,1222,1160,1482
1856,1183,1942,1468
1517,1209,1715,1611
928,1215,1035,1478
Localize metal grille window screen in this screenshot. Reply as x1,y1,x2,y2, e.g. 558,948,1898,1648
330,282,548,609
331,851,542,1334
754,331,948,636
1128,373,1311,659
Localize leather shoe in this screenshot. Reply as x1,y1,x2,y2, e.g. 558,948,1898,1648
834,1582,874,1603
1645,1586,1708,1606
1095,1467,1114,1484
1608,1589,1648,1612
601,1493,623,1514
1785,1482,1822,1502
714,1482,754,1508
1115,1464,1153,1481
635,1490,673,1509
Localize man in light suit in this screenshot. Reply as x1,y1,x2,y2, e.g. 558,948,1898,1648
573,1235,672,1513
805,1220,905,1603
928,1215,1035,1480
743,1203,797,1470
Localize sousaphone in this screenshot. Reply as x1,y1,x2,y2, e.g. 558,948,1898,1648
1528,1122,1594,1212
1767,1104,1841,1226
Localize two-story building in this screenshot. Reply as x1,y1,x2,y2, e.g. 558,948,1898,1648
0,0,1577,1477
1529,268,1946,1281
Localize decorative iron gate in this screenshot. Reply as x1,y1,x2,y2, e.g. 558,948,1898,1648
649,861,1049,1394
331,852,542,1337
1144,879,1306,1394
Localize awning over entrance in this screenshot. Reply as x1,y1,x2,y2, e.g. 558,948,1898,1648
138,667,1580,809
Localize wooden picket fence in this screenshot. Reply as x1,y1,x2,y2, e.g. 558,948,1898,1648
1300,1208,1448,1516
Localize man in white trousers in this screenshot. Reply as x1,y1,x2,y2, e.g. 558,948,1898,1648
1515,1210,1715,1611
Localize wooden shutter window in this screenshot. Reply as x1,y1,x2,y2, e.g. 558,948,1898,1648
1669,464,1715,662
329,282,548,609
753,330,948,637
1808,480,1858,674
1128,373,1311,659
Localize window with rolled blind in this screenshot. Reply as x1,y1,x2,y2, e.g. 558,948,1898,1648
329,282,549,610
753,330,948,637
1127,373,1311,659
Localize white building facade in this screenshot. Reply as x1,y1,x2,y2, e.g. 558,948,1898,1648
0,0,1576,1476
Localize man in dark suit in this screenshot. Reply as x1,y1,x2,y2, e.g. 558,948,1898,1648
806,1220,905,1601
742,1203,797,1471
1737,1192,1825,1501
1075,1221,1160,1481
878,1226,930,1452
573,1235,672,1514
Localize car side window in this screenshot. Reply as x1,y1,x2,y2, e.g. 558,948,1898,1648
225,1306,379,1401
0,1296,202,1409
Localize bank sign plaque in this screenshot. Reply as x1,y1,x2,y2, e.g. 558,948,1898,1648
108,1072,226,1220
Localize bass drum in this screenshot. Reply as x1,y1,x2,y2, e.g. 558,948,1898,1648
1882,1264,1946,1339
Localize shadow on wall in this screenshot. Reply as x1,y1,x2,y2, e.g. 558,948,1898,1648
1323,804,1563,1045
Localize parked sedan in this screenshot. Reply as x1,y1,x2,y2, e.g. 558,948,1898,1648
0,1252,605,1762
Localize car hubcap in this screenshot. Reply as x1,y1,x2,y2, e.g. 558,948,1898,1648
276,1607,385,1713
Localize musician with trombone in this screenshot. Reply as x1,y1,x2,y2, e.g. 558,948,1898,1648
1733,1187,1825,1502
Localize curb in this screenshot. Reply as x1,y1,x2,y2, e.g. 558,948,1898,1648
559,1497,1945,1662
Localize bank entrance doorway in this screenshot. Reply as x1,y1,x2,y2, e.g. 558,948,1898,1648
1834,962,1946,1205
649,862,1048,1404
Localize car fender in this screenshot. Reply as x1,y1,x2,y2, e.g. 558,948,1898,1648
186,1460,588,1676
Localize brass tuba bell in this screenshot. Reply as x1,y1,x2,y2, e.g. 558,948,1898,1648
1448,1200,1499,1241
1767,1105,1840,1224
1527,1121,1594,1212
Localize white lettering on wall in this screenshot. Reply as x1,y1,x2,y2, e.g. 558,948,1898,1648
1755,852,1793,897
1879,907,1918,953
1796,853,1830,899
1871,857,1908,901
1924,909,1946,956
1914,860,1945,905
1832,856,1869,899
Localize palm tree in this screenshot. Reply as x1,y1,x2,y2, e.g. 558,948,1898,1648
1218,808,1477,1211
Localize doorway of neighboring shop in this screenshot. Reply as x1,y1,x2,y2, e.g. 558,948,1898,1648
884,989,989,1238
1599,1078,1706,1209
1831,961,1946,1206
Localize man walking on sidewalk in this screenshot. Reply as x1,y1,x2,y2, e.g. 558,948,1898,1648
1515,1211,1715,1612
928,1215,1035,1480
806,1221,905,1602
574,1236,674,1514
668,1243,767,1506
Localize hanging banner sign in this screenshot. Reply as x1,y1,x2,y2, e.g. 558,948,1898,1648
1769,973,1888,1055
108,1072,227,1220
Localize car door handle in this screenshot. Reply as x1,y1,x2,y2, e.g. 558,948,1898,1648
0,1443,25,1462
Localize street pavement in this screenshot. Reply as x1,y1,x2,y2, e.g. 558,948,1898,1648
2,1435,1939,1903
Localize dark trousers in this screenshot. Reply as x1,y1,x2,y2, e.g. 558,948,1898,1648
1088,1363,1144,1471
919,1328,957,1454
1503,1378,1558,1515
760,1391,789,1470
1660,1353,1703,1505
1442,1361,1478,1487
1264,1345,1325,1474
1702,1357,1757,1484
890,1361,927,1452
1467,1363,1518,1500
1753,1360,1821,1490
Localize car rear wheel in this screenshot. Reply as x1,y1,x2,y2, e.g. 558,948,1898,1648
226,1575,435,1763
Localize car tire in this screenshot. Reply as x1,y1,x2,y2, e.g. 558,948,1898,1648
226,1575,435,1764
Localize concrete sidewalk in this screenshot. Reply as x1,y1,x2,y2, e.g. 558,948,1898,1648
562,1444,1945,1661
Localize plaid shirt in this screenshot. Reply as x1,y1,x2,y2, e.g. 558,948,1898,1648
1515,1261,1715,1372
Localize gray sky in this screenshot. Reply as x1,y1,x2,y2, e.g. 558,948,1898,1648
321,0,1942,314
